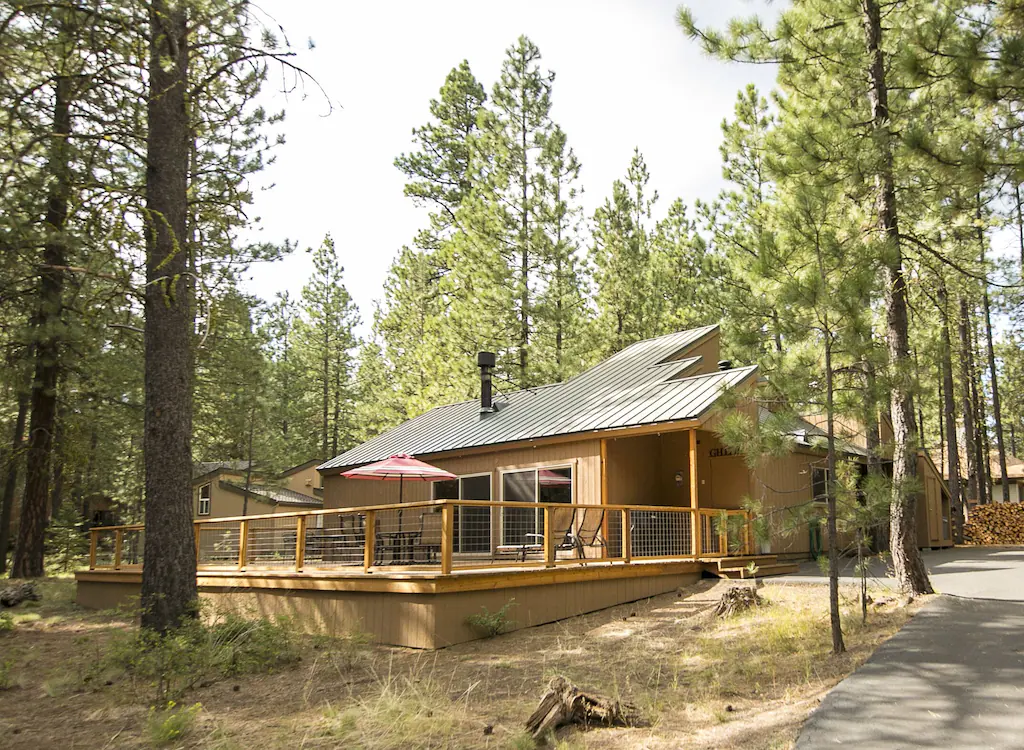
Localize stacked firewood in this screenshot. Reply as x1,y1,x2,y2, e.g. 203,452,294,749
964,503,1024,545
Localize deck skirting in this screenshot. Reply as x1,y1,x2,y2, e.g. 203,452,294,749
75,562,703,648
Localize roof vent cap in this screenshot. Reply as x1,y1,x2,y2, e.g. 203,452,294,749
718,359,732,371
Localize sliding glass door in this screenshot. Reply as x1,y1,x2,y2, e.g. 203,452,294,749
433,474,492,553
500,466,572,546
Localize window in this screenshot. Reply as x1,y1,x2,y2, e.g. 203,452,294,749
500,466,572,545
198,484,211,516
812,467,829,503
433,474,492,553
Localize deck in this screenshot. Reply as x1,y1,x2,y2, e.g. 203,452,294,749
76,500,790,647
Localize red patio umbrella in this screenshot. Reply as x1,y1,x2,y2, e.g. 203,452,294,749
340,453,456,506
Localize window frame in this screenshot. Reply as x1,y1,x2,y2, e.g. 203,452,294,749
197,483,211,516
498,464,575,545
432,472,493,554
811,466,830,504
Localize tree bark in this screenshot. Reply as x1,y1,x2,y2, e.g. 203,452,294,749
12,73,73,579
0,388,30,574
824,330,845,654
977,209,1009,501
140,0,196,631
861,0,932,596
939,281,963,542
959,296,980,506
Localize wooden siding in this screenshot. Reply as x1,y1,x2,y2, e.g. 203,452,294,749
751,450,823,557
323,439,602,509
682,331,722,375
194,480,277,520
280,464,322,495
917,452,953,547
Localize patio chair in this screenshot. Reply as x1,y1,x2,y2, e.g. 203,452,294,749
569,507,606,560
497,505,577,562
412,510,442,563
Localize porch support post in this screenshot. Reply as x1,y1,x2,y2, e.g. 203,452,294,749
193,523,201,566
113,529,123,570
440,503,453,575
363,510,375,573
622,509,631,563
543,506,555,568
238,520,248,571
88,529,97,569
295,515,306,572
690,428,701,557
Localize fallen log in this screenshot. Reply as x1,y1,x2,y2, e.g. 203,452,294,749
525,676,641,739
0,582,41,609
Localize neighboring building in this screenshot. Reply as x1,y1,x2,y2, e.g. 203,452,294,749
987,452,1024,503
191,459,323,519
318,324,953,561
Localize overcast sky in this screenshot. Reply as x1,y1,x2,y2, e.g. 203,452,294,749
241,1,779,332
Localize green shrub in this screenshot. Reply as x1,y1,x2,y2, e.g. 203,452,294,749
0,658,16,690
466,599,517,637
105,608,300,703
145,701,202,746
0,612,13,634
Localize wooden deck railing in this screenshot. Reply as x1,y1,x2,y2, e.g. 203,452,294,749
87,501,752,574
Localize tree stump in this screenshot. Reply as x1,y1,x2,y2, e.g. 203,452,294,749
712,585,762,617
0,582,41,608
525,676,641,739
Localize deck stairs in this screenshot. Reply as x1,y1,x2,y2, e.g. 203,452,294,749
704,554,800,580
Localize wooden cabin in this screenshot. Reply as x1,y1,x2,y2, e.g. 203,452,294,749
76,325,950,647
191,460,323,520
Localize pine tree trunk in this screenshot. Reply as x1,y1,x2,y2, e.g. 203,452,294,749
50,399,66,518
824,330,845,654
939,281,963,542
970,317,990,505
12,74,73,579
959,296,979,505
140,0,197,631
519,108,530,386
861,0,931,596
0,388,30,574
977,216,1009,501
322,323,330,458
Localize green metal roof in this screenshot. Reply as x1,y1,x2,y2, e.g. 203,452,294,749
321,325,758,471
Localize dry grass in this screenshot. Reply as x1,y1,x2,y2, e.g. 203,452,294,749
0,577,924,749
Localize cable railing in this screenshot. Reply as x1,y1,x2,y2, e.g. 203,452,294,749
87,501,752,574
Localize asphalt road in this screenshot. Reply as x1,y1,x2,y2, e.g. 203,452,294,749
795,547,1024,749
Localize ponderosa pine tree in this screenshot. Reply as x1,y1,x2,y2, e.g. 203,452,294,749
679,0,934,597
591,149,659,355
140,0,197,631
534,125,591,382
297,235,359,459
700,85,782,363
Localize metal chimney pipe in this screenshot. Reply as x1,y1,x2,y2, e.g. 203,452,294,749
477,351,496,412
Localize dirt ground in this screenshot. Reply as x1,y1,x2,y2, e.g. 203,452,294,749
0,577,924,749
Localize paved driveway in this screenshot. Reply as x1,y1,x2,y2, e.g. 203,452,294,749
795,547,1024,749
788,546,1024,600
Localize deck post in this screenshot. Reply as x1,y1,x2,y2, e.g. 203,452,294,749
690,428,701,557
194,524,201,566
113,529,123,570
295,515,306,572
238,520,248,571
543,506,555,568
440,503,453,575
88,530,97,569
622,509,631,563
363,510,376,573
